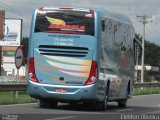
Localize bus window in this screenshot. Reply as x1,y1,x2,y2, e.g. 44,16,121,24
35,10,94,35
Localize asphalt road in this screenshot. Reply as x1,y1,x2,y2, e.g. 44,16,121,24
0,94,160,120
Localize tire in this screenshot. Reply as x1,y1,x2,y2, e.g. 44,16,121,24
98,86,109,111
38,99,58,108
48,101,58,108
98,96,108,111
38,99,47,108
118,99,127,108
69,102,78,105
82,101,92,105
118,83,129,108
127,81,130,98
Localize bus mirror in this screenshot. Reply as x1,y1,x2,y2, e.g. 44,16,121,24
101,20,105,31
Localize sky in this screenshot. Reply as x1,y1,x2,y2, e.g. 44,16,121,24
1,0,160,45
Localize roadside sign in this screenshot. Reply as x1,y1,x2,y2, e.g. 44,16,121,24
0,19,22,46
15,46,24,69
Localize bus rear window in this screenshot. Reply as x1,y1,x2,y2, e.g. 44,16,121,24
35,10,94,36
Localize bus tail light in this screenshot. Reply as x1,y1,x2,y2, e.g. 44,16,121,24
38,7,44,11
28,57,39,83
84,61,97,86
89,9,94,14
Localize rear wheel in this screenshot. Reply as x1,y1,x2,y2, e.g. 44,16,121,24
48,100,58,108
118,99,127,108
127,81,131,98
38,99,47,108
98,86,109,111
38,99,58,108
98,96,108,111
69,102,78,106
118,82,129,108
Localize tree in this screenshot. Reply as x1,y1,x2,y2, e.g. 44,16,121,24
135,33,160,82
135,33,160,68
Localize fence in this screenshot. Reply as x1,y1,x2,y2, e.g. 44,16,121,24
0,76,27,91
134,82,160,88
0,76,160,91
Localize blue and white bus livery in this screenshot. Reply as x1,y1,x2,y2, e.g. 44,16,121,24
27,7,135,110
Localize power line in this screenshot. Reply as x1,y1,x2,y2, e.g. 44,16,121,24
0,1,31,31
147,24,160,37
134,21,160,45
145,27,160,45
0,1,31,21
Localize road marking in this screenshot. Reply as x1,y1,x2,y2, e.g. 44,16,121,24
0,103,36,107
133,94,160,97
117,108,133,112
147,110,160,114
45,116,76,120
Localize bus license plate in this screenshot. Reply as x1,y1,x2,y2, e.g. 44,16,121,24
55,88,66,93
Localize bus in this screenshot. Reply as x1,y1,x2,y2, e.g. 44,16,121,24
27,7,136,110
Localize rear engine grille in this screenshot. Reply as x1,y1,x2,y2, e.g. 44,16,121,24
38,45,88,57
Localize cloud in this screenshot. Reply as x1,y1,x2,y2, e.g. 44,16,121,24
0,0,160,45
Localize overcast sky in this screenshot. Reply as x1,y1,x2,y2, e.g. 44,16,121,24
1,0,160,45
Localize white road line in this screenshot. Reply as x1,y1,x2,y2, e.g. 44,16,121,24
133,94,160,97
45,116,76,120
146,110,160,114
117,108,133,112
0,103,36,107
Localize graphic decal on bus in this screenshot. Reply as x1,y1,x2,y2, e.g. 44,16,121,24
46,60,90,77
35,10,94,35
35,50,92,78
46,16,65,25
46,16,86,32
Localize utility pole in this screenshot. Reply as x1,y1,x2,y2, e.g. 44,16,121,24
0,10,5,76
135,46,139,82
136,15,152,83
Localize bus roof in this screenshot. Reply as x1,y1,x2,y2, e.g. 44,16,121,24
102,10,133,25
90,8,132,25
36,6,132,25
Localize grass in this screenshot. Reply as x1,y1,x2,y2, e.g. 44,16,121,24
0,87,160,105
0,91,37,105
133,87,160,96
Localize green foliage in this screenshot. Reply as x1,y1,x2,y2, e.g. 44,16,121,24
0,91,36,105
145,41,160,67
135,33,160,68
133,87,160,96
135,33,160,82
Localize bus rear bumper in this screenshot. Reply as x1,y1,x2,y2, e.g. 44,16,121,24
27,80,98,101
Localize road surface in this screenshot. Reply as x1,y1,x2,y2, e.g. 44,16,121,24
0,94,160,120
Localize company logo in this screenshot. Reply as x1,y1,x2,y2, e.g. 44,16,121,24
46,16,65,25
46,16,85,32
3,24,18,40
4,24,9,38
48,24,85,31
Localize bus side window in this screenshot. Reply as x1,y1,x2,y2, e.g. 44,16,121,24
102,20,105,31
